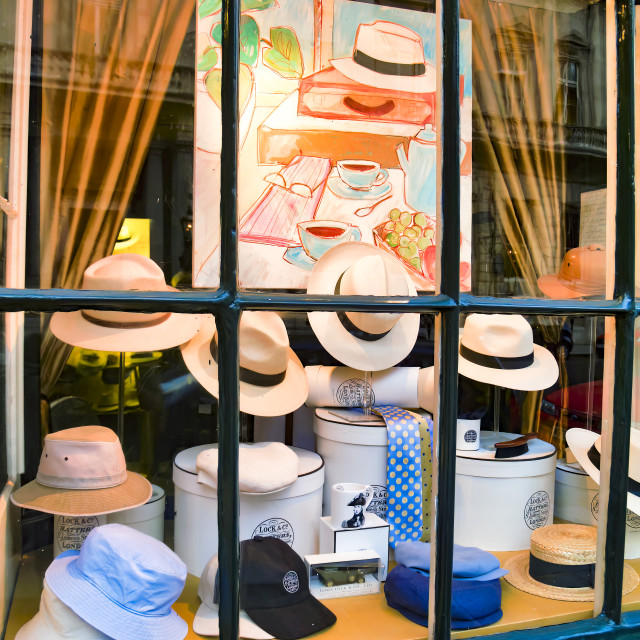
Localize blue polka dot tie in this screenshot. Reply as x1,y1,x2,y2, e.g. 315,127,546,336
373,406,433,548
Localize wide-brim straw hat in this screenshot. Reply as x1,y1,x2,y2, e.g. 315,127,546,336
307,243,420,371
566,427,640,516
181,313,308,417
458,314,559,391
330,20,435,94
50,253,201,352
504,524,638,601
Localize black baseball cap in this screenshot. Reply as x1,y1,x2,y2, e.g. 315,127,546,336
240,536,337,640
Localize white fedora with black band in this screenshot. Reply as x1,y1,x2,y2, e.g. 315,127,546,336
330,21,435,94
458,314,559,391
307,243,420,371
566,427,640,516
181,311,308,417
50,253,201,352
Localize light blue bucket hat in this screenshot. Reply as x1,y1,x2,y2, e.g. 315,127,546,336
45,523,187,640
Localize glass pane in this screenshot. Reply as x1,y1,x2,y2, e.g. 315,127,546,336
463,0,610,299
16,1,210,293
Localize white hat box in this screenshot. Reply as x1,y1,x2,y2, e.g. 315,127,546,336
454,432,557,551
313,409,389,521
173,444,325,576
555,459,640,558
107,484,166,542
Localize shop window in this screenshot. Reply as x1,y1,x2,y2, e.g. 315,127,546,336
556,58,580,125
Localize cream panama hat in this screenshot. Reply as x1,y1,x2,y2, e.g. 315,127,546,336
307,243,420,371
11,426,152,516
538,245,606,299
458,314,559,391
181,311,308,417
504,524,638,601
566,427,640,516
50,253,201,352
330,21,435,94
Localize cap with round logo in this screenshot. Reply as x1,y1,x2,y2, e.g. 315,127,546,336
240,537,337,640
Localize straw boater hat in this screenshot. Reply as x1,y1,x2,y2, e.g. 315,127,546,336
330,21,435,94
11,426,152,516
181,311,308,417
538,245,606,299
566,427,640,516
50,253,201,352
307,243,420,371
458,314,559,391
504,524,638,601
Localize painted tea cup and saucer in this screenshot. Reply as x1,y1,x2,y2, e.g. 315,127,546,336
328,160,392,200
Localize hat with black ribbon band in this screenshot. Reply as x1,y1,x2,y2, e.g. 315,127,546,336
528,554,595,589
459,343,534,371
587,445,640,498
353,50,425,77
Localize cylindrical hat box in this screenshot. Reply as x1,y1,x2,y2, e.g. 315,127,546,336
107,484,166,542
53,515,107,557
313,409,389,520
555,459,640,558
173,444,324,576
456,418,480,451
454,432,557,551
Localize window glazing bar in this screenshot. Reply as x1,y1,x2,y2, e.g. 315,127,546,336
601,0,636,622
218,0,241,638
430,0,460,638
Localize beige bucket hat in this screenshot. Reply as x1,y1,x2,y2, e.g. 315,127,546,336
50,253,201,352
458,314,559,391
307,243,420,371
504,524,638,601
11,426,152,516
181,311,308,417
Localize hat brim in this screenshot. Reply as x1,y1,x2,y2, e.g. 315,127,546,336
566,428,640,516
194,602,274,639
244,594,336,640
503,551,639,602
307,243,420,371
46,552,187,640
181,316,309,417
330,58,435,93
458,340,559,391
537,274,602,300
50,307,202,352
11,471,152,516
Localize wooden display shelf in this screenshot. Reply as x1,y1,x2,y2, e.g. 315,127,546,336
6,546,640,639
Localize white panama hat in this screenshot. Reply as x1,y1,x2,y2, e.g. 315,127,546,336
566,427,640,516
330,21,435,94
458,314,559,391
181,311,308,417
307,243,420,371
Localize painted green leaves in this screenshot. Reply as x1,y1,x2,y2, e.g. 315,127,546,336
198,46,218,72
262,27,303,79
212,16,259,67
205,64,253,113
199,0,276,19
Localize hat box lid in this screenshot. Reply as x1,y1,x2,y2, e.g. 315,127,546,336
173,444,324,500
456,432,557,479
556,458,598,490
314,408,389,446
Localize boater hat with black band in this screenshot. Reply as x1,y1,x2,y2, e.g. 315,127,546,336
330,21,435,94
504,524,638,601
307,243,420,371
181,311,308,417
458,314,559,391
240,537,336,640
566,427,640,516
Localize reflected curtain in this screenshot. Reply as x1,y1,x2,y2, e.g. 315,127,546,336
39,0,193,395
459,1,606,451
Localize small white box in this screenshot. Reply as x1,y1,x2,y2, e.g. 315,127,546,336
319,514,390,580
305,550,382,600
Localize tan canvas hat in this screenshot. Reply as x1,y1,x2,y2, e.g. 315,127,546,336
50,253,201,352
504,524,638,601
458,314,559,391
538,245,606,299
566,427,640,516
181,311,308,417
11,426,152,516
330,21,435,94
307,243,420,371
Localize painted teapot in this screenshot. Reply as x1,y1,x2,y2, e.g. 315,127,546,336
396,125,437,214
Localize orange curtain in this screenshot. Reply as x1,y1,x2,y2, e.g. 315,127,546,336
39,0,193,395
